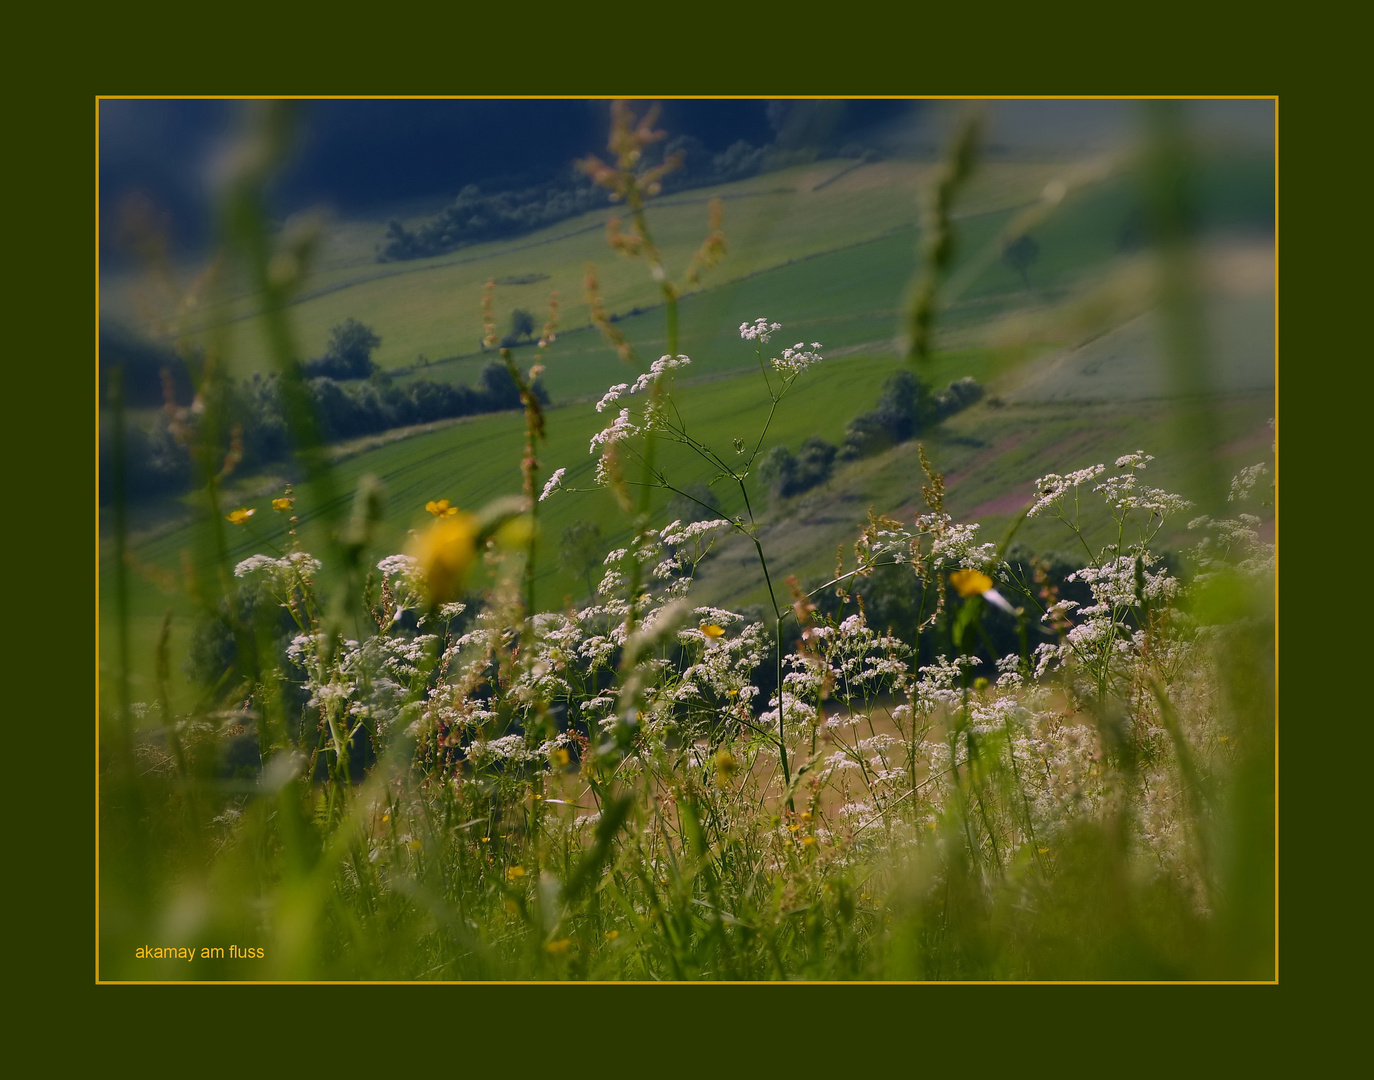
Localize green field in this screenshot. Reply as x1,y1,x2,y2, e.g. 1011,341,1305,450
101,152,1270,383
100,148,1275,715
97,109,1278,983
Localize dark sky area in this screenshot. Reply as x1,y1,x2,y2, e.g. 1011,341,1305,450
98,97,1273,261
99,98,917,255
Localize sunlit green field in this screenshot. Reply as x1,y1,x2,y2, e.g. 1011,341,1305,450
98,104,1275,982
101,145,1274,717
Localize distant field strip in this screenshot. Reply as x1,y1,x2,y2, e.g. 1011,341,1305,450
108,160,1089,378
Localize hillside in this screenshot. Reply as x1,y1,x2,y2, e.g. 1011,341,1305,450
99,149,1274,713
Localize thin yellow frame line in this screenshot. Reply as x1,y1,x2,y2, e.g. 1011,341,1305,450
95,94,103,986
95,94,1279,101
1271,96,1280,984
94,94,1279,986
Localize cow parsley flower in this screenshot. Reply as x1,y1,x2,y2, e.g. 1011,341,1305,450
772,342,823,376
1229,463,1269,503
1028,465,1106,517
596,383,630,412
590,408,638,453
1114,451,1154,470
539,468,567,502
740,317,782,342
629,354,691,394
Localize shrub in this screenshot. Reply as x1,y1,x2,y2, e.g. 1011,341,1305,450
757,435,837,499
841,372,983,460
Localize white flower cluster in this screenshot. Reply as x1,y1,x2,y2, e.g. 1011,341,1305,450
1114,451,1154,470
590,407,638,453
232,436,1250,905
377,554,421,580
928,520,999,571
913,654,983,712
594,355,691,415
596,383,631,412
1228,463,1269,503
234,551,322,589
1093,472,1193,520
630,354,690,393
1188,505,1273,580
1028,465,1106,517
660,518,730,547
740,317,781,342
1068,553,1179,611
772,342,823,377
376,553,427,613
539,468,566,502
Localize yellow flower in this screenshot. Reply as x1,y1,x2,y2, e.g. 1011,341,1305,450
949,568,993,598
699,623,725,639
425,498,459,517
225,508,255,524
949,568,1019,615
801,836,816,847
505,865,525,882
409,513,479,605
272,497,294,512
545,939,572,956
552,747,571,767
714,749,737,776
1037,847,1050,855
604,930,620,942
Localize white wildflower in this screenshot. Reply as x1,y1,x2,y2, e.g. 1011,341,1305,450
1114,451,1154,470
1229,463,1269,503
629,354,691,394
596,383,630,412
590,408,638,453
772,342,823,376
740,317,782,343
539,468,567,502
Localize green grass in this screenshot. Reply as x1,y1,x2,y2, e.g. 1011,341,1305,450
102,158,1149,381
101,147,1275,719
98,111,1276,983
690,391,1275,612
102,348,916,709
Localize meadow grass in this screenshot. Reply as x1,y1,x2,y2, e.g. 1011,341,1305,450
99,102,1275,982
103,151,1269,383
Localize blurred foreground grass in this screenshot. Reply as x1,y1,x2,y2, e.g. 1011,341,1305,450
98,100,1274,981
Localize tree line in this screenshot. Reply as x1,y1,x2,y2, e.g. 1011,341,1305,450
379,136,877,263
99,319,545,505
755,370,986,502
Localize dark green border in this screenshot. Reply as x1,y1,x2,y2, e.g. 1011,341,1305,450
16,6,1346,1063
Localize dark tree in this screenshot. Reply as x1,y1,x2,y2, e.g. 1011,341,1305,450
758,436,837,499
510,308,536,341
326,318,381,371
304,318,382,380
1002,233,1040,286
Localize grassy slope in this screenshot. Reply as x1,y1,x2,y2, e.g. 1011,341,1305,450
102,159,1072,379
103,349,912,708
100,152,1274,711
